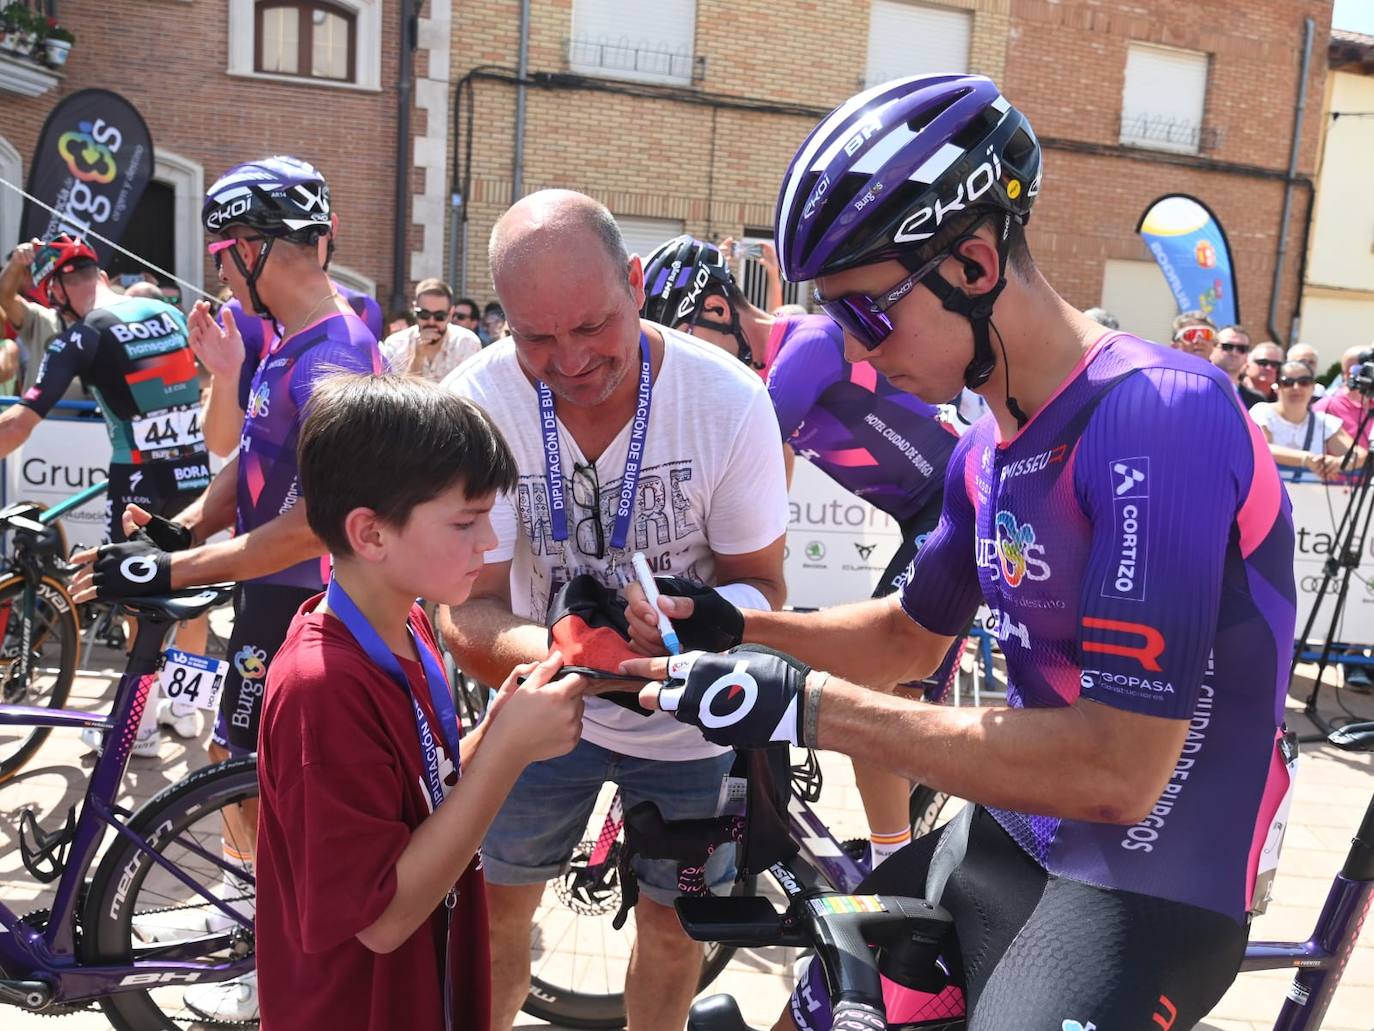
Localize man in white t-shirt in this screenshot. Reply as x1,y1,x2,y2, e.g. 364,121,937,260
440,190,788,1031
380,277,480,383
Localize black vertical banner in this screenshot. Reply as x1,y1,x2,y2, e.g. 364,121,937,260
19,88,154,261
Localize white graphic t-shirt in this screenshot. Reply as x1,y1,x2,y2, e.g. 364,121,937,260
445,325,789,760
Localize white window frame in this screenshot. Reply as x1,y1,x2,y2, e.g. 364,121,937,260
227,0,382,92
1119,42,1210,155
328,262,378,299
569,0,698,87
152,150,206,299
865,0,971,89
0,135,21,254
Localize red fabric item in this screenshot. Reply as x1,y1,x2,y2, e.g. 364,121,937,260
547,574,639,672
256,596,490,1031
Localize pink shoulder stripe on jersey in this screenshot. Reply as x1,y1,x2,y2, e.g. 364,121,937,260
995,332,1119,447
1244,730,1291,913
1237,417,1282,559
760,319,789,380
848,359,878,392
826,447,880,467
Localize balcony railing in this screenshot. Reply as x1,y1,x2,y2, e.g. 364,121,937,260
565,36,705,86
1119,111,1223,154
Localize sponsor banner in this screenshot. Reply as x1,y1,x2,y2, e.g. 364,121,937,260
3,417,110,548
20,89,155,261
1135,193,1239,327
1291,481,1374,646
783,458,902,609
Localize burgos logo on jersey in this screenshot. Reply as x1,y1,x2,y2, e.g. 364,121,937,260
246,382,271,420
233,646,269,681
979,511,1051,587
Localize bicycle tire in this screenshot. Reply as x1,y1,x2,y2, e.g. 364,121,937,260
909,784,953,840
523,874,754,1030
0,573,81,784
82,755,259,1030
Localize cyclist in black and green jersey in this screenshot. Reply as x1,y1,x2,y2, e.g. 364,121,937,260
0,235,211,544
0,235,211,755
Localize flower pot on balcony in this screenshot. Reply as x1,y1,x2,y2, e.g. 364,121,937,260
17,31,37,56
44,38,69,66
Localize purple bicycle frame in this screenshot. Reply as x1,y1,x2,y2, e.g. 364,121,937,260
0,613,253,1007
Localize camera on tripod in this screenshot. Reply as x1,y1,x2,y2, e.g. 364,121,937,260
1347,347,1374,395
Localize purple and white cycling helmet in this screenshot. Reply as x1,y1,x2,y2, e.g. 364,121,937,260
774,75,1041,418
641,236,759,367
776,74,1040,281
203,156,331,323
202,155,332,238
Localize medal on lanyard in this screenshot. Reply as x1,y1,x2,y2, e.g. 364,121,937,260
324,578,461,809
539,332,653,552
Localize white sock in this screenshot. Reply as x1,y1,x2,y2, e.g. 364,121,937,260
870,827,912,868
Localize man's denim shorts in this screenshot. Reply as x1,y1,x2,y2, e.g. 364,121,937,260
482,738,737,907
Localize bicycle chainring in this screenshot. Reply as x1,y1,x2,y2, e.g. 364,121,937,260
11,909,94,1015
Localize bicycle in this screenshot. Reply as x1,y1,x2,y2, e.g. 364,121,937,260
519,746,949,1029
667,721,1374,1031
0,583,259,1029
0,478,109,783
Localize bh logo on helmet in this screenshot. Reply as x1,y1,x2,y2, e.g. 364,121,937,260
698,659,758,729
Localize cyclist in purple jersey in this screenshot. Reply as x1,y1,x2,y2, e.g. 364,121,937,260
71,155,382,1022
624,75,1296,1029
640,236,965,868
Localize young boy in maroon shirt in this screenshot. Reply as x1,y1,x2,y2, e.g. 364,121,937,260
254,373,589,1030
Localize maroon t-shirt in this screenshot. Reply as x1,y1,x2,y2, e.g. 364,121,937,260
256,597,490,1031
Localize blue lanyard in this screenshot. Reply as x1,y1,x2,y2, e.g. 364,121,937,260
539,332,653,551
324,578,461,812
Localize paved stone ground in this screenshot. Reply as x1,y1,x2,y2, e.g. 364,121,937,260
3,637,1370,1030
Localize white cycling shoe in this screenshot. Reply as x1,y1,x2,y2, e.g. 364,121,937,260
81,725,160,759
184,970,259,1023
156,698,201,739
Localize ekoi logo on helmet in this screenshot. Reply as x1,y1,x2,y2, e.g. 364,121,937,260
893,151,1006,245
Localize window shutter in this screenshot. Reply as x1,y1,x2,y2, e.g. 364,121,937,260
1121,44,1209,153
570,0,697,84
865,1,971,88
615,216,686,263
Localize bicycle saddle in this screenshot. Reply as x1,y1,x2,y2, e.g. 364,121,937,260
1329,721,1374,753
121,584,235,622
688,995,752,1030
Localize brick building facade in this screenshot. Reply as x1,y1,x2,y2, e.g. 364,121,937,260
0,0,435,309
451,0,1332,345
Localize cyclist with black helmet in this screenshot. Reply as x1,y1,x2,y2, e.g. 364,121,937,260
71,155,382,1022
639,234,963,867
626,74,1296,1028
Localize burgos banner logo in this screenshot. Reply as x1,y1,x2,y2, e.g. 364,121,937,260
57,119,123,184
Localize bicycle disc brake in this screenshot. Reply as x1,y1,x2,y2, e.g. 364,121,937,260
552,838,622,916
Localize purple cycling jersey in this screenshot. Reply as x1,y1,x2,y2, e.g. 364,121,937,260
226,283,383,409
766,315,958,522
237,310,381,589
900,333,1296,922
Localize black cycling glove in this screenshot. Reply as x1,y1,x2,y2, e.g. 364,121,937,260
654,577,745,652
91,541,173,599
657,644,811,748
132,513,194,553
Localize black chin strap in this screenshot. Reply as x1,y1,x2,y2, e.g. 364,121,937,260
917,215,1029,429
227,236,279,331
690,288,761,369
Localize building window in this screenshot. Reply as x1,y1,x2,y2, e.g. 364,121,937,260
1120,43,1210,154
865,1,970,88
255,1,356,82
615,215,686,262
228,0,380,92
568,0,699,86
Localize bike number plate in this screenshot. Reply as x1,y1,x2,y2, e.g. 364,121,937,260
158,648,229,711
132,404,205,453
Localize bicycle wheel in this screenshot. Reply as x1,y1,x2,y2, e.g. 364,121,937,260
82,756,259,1030
0,573,80,784
523,787,753,1030
909,783,954,839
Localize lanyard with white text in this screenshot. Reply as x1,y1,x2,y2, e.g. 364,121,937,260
539,331,653,551
324,578,460,813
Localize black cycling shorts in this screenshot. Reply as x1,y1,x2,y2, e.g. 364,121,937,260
105,457,211,544
211,582,317,755
792,808,1248,1030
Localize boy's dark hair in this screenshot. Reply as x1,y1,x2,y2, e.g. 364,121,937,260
299,373,517,556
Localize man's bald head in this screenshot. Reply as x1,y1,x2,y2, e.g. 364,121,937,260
488,189,629,292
